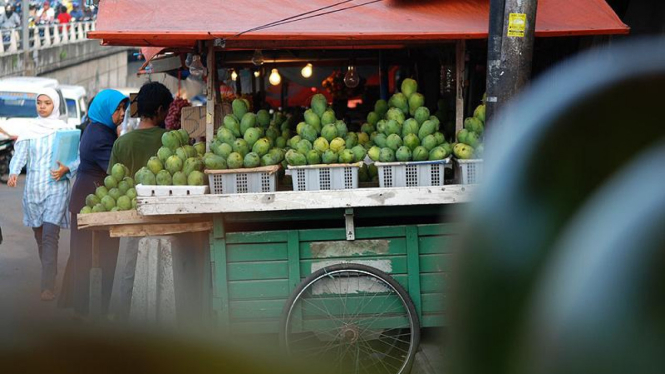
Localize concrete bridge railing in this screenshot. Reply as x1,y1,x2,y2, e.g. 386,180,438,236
0,21,96,55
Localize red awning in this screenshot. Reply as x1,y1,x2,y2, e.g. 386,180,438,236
89,0,628,49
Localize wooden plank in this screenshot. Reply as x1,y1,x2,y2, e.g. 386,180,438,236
226,231,289,244
137,185,477,216
406,226,423,318
422,314,446,327
212,235,231,327
419,236,455,254
456,39,466,134
230,299,285,320
287,231,301,292
228,279,291,300
421,273,449,294
227,242,288,263
417,223,461,236
420,254,453,273
77,209,209,230
422,293,446,312
228,261,289,281
108,221,212,238
206,41,217,149
357,225,407,239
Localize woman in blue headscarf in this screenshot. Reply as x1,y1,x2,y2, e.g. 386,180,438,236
59,89,128,317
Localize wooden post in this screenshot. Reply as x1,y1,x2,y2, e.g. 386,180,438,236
379,50,389,100
455,40,466,135
205,42,217,152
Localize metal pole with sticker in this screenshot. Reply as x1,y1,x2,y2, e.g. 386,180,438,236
485,0,538,128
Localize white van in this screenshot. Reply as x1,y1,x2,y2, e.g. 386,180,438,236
109,87,141,136
59,85,88,128
0,77,68,137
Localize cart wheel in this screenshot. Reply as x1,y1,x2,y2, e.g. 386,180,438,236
279,263,420,374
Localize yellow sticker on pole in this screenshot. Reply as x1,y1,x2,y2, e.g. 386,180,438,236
507,13,527,37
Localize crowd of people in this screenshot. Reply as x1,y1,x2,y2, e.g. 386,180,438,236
3,81,174,320
0,0,96,29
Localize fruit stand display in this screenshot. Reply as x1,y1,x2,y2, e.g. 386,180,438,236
83,0,629,372
75,6,485,373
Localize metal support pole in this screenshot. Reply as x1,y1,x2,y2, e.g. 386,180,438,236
500,0,538,101
485,0,506,125
485,0,538,127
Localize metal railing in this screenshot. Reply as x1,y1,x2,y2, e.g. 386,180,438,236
0,20,96,55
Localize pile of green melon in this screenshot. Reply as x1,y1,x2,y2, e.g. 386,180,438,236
134,128,207,187
208,100,290,169
80,163,137,214
284,94,370,166
364,79,453,163
454,98,485,160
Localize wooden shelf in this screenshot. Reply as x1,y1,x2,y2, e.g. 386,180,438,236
137,185,476,216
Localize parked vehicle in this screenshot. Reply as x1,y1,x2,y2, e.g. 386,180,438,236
0,131,13,184
108,86,140,135
59,84,88,128
0,77,68,137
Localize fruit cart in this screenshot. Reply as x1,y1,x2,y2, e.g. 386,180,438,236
136,185,475,373
84,1,628,372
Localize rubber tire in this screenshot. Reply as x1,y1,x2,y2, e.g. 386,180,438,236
279,262,421,374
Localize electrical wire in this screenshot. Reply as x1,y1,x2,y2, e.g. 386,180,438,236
241,0,384,36
233,0,358,38
210,0,385,44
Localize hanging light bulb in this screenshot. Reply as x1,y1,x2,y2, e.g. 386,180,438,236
252,50,265,66
231,70,238,81
269,68,281,86
254,70,260,78
301,63,313,78
188,54,205,78
344,65,360,88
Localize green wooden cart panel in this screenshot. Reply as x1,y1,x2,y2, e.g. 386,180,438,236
229,292,446,321
227,242,289,262
213,219,456,331
229,279,291,300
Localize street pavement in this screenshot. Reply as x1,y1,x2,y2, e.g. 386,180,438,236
0,176,73,334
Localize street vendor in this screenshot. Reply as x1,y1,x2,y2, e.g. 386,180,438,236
108,81,173,319
59,89,129,317
107,82,172,177
7,88,78,302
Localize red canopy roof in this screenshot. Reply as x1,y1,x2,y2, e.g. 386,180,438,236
89,0,628,49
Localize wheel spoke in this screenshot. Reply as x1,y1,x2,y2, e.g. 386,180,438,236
283,266,418,374
357,337,403,373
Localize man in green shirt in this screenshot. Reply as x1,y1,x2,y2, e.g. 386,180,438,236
109,81,174,320
107,82,174,177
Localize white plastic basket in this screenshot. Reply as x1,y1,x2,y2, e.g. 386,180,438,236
135,184,209,197
456,159,484,184
288,163,362,191
374,158,451,188
205,165,280,194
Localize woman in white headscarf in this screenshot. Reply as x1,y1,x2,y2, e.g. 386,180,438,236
7,88,79,301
